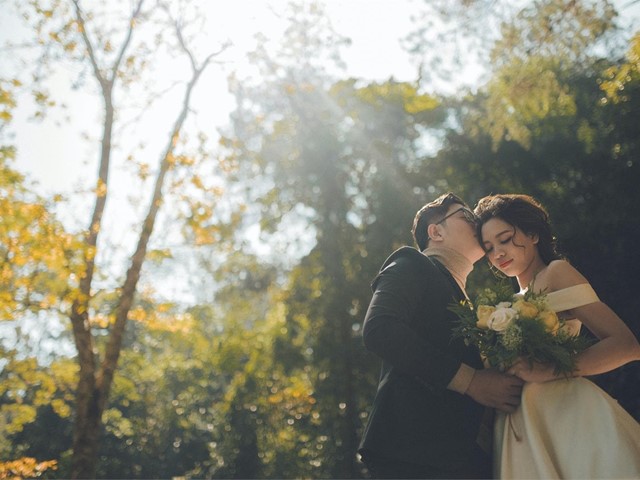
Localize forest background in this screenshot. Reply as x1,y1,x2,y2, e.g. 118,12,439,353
1,0,640,478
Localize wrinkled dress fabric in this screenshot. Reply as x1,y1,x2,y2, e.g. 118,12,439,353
494,284,640,479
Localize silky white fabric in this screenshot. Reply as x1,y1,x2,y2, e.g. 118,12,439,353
545,283,599,312
494,284,640,479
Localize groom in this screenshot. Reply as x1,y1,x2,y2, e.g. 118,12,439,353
358,193,524,479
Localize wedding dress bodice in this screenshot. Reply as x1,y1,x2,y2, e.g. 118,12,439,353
545,283,599,336
545,283,599,312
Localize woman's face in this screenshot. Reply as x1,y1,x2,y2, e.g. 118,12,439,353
480,217,541,279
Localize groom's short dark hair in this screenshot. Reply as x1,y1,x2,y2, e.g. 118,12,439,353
412,192,468,251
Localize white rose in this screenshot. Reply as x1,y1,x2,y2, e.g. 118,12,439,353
488,307,518,332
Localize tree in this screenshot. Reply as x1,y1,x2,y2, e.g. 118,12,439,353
430,43,640,419
194,252,319,479
0,77,73,479
221,3,448,476
3,1,230,476
601,31,640,102
479,0,618,148
405,0,623,96
404,0,523,92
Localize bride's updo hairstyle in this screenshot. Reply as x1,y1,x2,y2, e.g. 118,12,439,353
474,194,562,265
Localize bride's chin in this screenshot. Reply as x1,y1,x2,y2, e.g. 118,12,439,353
498,268,515,277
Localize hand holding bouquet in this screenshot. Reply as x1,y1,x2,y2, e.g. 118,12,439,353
451,283,592,376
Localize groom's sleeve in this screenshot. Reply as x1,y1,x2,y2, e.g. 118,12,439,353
447,363,476,394
362,257,468,391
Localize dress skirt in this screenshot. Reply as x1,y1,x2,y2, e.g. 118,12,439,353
494,377,640,479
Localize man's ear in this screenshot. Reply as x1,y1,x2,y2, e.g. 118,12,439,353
530,233,539,244
427,224,442,243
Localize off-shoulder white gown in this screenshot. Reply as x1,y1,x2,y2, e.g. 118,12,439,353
494,284,640,479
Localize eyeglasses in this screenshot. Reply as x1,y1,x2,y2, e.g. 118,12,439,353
435,207,477,225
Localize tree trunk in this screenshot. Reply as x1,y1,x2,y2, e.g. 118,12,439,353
339,313,358,479
69,49,214,477
71,383,103,478
317,169,359,478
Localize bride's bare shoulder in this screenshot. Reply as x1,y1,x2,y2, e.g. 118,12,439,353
545,260,589,291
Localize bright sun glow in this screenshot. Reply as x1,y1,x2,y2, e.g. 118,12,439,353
2,0,418,194
3,0,640,194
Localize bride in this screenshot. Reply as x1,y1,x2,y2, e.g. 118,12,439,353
474,193,640,479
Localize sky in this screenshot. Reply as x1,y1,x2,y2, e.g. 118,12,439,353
1,0,421,195
3,0,640,196
0,0,438,308
1,0,640,272
2,0,640,345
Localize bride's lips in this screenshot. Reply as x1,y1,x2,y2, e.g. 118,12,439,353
499,259,513,269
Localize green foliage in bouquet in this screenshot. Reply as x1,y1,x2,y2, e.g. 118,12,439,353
450,282,593,376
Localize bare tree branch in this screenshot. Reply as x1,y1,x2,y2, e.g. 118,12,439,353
96,3,229,416
109,0,146,84
71,0,107,91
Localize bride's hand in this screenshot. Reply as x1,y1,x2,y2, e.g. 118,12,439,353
507,359,559,383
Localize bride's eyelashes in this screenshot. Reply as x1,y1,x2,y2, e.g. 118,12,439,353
484,237,514,253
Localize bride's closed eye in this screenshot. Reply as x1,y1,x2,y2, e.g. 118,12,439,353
484,237,513,252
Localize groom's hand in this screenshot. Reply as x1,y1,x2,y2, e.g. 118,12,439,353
466,368,524,413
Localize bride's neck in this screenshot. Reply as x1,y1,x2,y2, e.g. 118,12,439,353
517,258,548,291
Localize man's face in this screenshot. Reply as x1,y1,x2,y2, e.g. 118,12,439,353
434,204,485,263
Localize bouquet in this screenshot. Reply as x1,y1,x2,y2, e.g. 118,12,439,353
450,282,592,376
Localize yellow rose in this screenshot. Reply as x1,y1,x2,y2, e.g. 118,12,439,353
476,305,496,329
539,310,560,333
513,299,539,319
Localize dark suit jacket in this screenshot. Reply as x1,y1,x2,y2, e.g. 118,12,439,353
358,246,487,471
